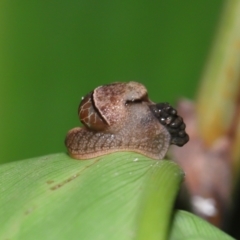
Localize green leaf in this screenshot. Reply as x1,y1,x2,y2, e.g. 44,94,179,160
0,152,183,240
169,210,235,240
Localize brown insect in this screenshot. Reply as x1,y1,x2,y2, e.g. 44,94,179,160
65,81,189,160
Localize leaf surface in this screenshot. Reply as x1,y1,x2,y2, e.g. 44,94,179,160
0,152,183,240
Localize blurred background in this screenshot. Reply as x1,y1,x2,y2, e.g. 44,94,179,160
3,1,240,238
0,1,223,163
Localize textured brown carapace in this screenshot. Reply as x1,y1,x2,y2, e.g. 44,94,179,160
65,81,189,160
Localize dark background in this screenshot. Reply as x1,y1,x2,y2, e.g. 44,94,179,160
0,1,224,163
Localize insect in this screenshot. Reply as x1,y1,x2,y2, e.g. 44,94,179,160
65,81,189,160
